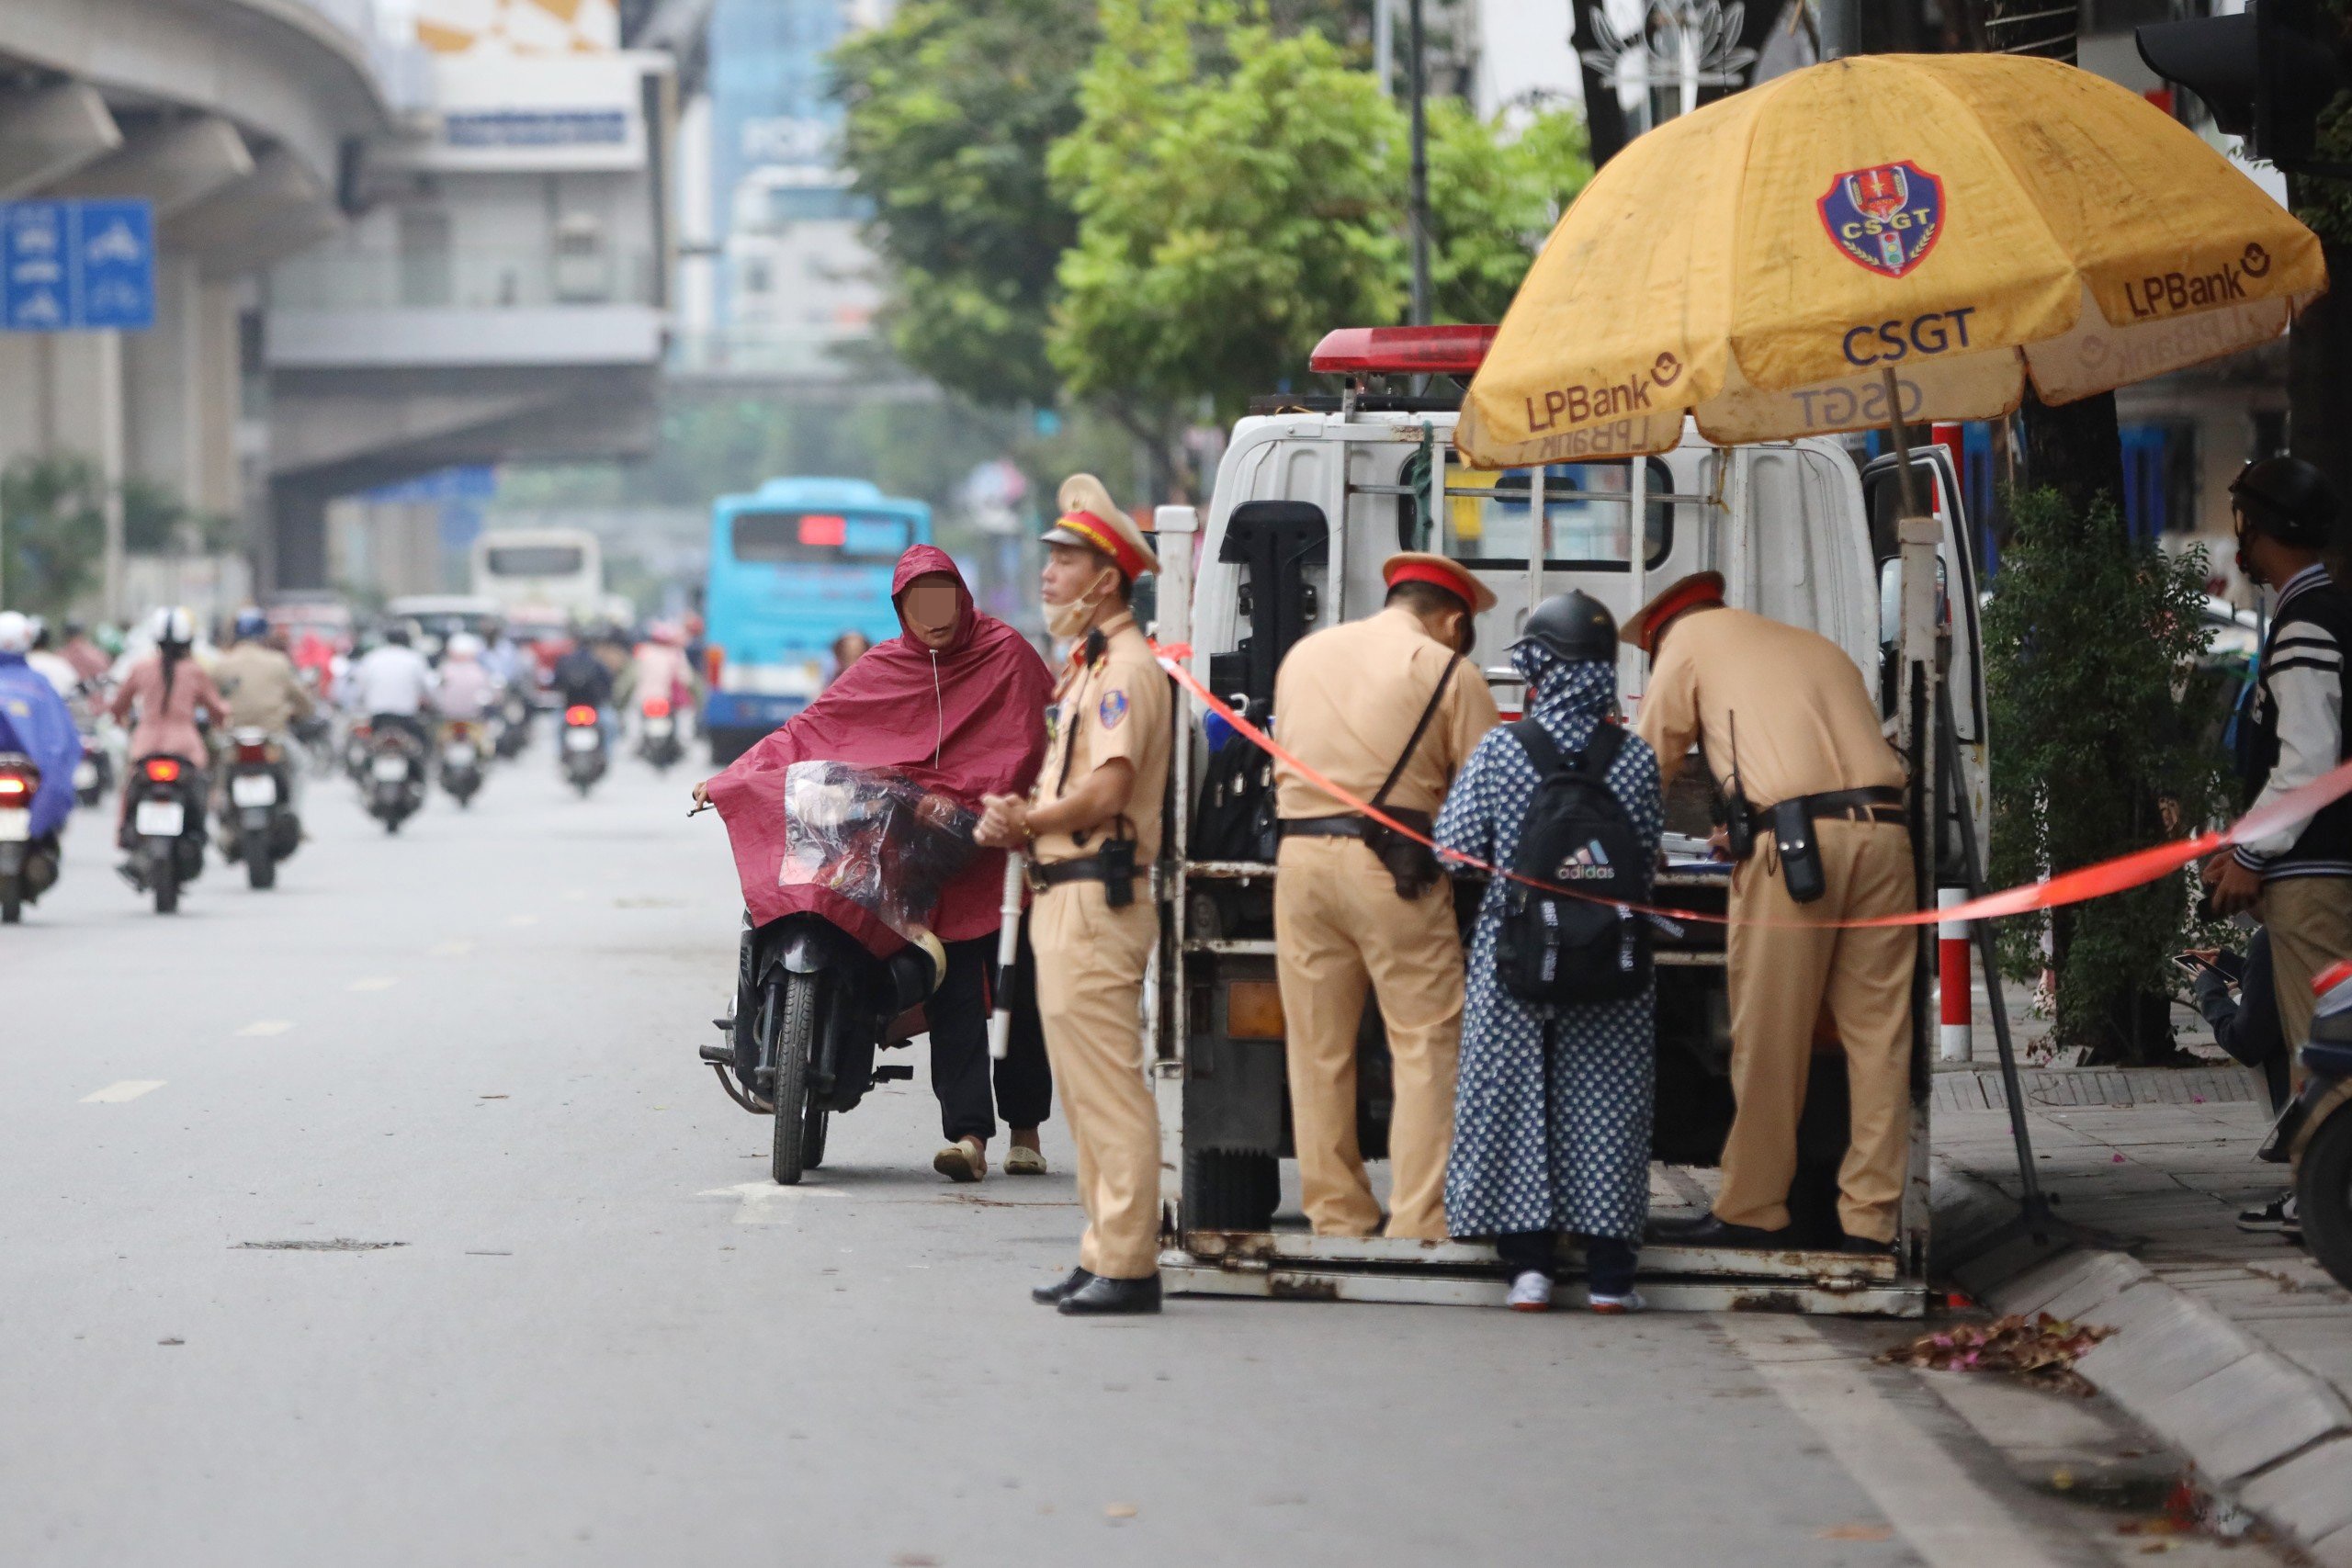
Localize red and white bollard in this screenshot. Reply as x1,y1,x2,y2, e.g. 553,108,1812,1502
1938,886,1973,1063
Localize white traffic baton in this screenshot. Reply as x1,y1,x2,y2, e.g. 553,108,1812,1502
988,852,1025,1060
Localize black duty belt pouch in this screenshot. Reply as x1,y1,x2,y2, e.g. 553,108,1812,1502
1361,808,1440,899
1100,835,1136,908
1770,798,1827,905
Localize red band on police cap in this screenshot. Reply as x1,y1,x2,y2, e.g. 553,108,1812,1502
1053,510,1148,579
1385,558,1479,607
1636,575,1724,649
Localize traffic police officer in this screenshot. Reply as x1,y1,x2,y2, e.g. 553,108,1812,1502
977,474,1170,1315
1629,572,1915,1254
1271,553,1500,1238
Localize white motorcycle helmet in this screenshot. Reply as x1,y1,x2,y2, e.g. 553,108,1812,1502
151,605,198,649
447,632,484,660
0,611,31,655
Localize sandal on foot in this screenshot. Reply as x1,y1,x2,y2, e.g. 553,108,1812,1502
933,1136,986,1183
1002,1145,1048,1176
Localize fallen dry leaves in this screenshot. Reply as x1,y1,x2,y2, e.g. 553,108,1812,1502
1875,1313,2114,1396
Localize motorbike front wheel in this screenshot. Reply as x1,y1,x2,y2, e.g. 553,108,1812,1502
2298,1109,2352,1292
763,973,818,1185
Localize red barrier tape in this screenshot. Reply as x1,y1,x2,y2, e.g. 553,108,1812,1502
1151,642,2352,931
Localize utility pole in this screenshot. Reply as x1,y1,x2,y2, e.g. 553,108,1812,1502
1816,0,1862,58
1408,0,1430,325
1374,0,1393,97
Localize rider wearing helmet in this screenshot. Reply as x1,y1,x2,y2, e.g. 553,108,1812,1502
215,606,315,737
0,610,81,896
107,607,232,863
345,622,439,752
433,631,495,724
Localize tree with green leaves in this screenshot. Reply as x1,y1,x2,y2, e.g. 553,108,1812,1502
1047,0,1407,490
0,455,105,621
1425,99,1589,325
832,0,1099,409
1983,489,2227,1064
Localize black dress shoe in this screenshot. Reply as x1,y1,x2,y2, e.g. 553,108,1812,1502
1840,1235,1896,1256
1057,1272,1161,1315
1651,1213,1792,1249
1031,1268,1095,1305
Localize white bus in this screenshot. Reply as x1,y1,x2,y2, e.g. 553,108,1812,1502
470,528,605,617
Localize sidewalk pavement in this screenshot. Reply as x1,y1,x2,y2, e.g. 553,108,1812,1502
1933,1065,2352,1563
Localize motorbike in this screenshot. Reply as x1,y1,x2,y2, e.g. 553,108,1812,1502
363,723,427,833
560,704,607,796
0,752,60,923
697,761,968,1185
123,753,207,914
637,696,683,771
342,720,376,785
219,727,300,890
492,685,534,760
2267,961,2352,1292
439,719,487,807
72,733,109,807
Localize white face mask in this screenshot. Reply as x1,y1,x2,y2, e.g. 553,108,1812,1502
1044,568,1116,639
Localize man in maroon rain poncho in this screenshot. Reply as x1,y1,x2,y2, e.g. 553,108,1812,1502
695,547,1057,1183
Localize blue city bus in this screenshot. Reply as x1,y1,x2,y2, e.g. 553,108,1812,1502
702,477,932,763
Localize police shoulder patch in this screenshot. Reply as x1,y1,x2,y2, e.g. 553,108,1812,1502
1098,689,1129,730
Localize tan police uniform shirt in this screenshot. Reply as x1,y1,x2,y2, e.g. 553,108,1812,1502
1635,605,1904,808
1030,612,1170,864
1271,605,1500,819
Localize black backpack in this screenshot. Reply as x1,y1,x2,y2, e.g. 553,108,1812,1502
1496,719,1652,1006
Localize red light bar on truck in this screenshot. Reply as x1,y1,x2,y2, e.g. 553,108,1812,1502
1307,324,1497,378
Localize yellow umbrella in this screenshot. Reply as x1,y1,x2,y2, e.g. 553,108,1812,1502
1457,52,2327,468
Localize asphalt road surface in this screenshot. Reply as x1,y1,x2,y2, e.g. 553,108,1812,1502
0,735,2291,1567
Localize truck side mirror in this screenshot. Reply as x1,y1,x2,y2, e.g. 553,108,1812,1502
1878,558,1902,649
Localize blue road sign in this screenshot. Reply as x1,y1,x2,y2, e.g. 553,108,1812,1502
1,199,155,333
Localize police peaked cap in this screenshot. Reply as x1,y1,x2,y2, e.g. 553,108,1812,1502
2233,457,2340,549
1511,590,1619,664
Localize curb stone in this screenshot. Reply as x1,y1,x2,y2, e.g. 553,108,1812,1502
1931,1156,2352,1562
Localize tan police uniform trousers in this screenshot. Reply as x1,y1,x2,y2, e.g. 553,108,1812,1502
1032,878,1163,1279
1275,836,1464,1238
1718,818,1916,1243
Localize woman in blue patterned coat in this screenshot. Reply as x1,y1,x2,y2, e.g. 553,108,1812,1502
1435,591,1662,1314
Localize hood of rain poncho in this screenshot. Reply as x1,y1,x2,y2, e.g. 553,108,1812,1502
0,652,83,837
707,545,1056,952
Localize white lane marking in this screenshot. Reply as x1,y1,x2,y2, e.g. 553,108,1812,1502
1718,1315,2072,1568
696,1181,847,1226
236,1020,292,1036
348,977,397,992
82,1080,165,1103
427,941,473,957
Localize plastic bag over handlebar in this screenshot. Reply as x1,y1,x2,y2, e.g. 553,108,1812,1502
779,761,979,946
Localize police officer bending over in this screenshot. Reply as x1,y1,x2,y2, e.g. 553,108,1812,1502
977,475,1172,1317
1270,552,1499,1238
1631,571,1916,1254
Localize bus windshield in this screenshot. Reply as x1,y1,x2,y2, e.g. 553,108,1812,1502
484,544,587,578
729,512,912,565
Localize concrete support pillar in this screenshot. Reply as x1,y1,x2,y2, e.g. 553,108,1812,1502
0,85,122,198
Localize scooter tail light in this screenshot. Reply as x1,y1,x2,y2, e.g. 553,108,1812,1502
565,705,597,727
643,697,671,719
143,758,182,783
0,774,28,797
236,742,269,762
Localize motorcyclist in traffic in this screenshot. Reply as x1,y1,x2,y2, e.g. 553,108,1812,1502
107,606,231,881
434,633,496,726
618,622,700,729
216,608,316,740
0,611,80,896
553,637,616,737
58,617,111,687
345,624,438,753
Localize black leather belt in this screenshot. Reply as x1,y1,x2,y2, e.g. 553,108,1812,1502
1278,816,1364,840
1753,785,1906,830
1030,855,1112,888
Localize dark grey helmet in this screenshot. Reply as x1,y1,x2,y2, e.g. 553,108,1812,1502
2233,456,2339,549
1510,590,1618,663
